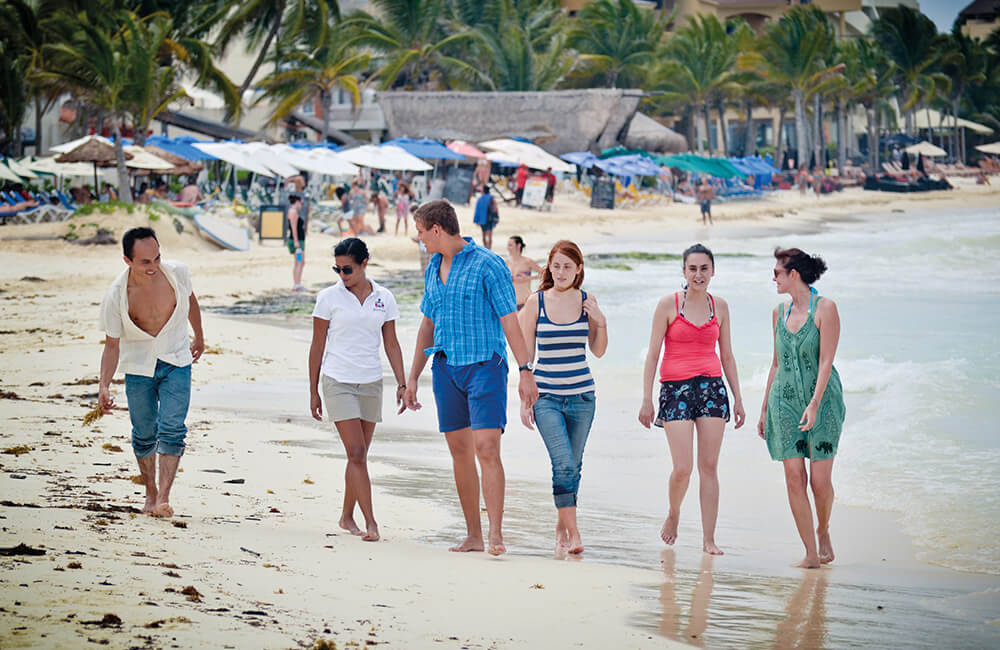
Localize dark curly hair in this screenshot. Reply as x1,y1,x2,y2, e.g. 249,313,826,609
774,247,828,284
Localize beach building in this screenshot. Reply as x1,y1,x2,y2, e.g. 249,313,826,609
958,0,1000,39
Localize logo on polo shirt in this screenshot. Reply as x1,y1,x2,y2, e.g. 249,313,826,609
373,297,385,311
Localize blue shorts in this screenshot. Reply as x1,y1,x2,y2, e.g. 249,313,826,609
431,352,508,433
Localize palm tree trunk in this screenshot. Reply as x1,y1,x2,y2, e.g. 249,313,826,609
686,107,696,153
717,101,729,156
237,3,285,99
775,109,786,171
703,102,712,155
794,89,808,170
112,119,132,204
744,101,754,157
321,89,330,144
813,94,823,172
134,122,148,147
837,98,847,176
952,97,960,162
34,97,43,156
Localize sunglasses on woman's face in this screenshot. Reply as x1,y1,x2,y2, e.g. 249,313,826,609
332,265,355,275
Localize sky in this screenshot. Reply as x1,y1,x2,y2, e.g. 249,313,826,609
920,0,966,34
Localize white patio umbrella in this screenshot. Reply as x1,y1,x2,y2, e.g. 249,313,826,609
191,142,276,177
123,146,174,170
237,142,300,177
0,162,22,183
6,157,38,179
26,157,117,181
904,141,947,157
478,138,575,173
50,134,115,154
270,144,359,177
975,142,1000,155
339,144,432,171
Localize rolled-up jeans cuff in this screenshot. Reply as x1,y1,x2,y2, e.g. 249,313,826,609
156,441,185,457
554,492,577,509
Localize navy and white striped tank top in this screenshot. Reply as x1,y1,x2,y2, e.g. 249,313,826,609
534,290,595,396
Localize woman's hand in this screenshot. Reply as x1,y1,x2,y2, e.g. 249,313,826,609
732,398,746,429
520,403,535,430
310,391,323,421
403,384,421,412
798,401,818,431
396,385,407,414
757,408,766,440
582,294,607,328
638,398,655,429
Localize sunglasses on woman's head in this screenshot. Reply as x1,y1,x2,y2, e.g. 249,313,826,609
332,265,355,275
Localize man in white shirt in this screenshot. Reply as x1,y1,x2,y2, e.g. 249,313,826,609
98,227,205,518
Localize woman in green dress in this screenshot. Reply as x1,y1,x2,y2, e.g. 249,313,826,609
758,247,845,569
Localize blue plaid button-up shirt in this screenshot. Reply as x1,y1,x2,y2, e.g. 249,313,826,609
420,238,517,366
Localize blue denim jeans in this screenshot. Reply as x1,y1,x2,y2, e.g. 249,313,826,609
124,360,191,458
533,391,596,508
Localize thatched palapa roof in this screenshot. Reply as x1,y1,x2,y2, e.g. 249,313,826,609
624,112,687,154
55,138,131,164
136,145,204,176
377,89,644,155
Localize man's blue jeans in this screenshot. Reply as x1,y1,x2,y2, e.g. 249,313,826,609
533,391,596,508
124,360,191,458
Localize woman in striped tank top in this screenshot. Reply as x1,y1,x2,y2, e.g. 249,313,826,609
639,244,745,555
518,240,608,555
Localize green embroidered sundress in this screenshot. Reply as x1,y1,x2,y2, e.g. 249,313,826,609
765,292,845,461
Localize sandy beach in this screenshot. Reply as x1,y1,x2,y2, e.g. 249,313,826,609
2,181,1000,649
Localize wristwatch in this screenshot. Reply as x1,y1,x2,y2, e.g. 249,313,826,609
518,362,534,372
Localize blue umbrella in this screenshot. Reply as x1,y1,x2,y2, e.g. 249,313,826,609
381,137,465,161
560,152,599,169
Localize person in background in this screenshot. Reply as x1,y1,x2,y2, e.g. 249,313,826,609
287,195,307,291
544,167,557,204
472,186,499,250
394,182,413,236
515,164,529,206
506,236,544,310
370,190,389,234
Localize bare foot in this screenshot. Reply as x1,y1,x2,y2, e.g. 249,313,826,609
449,536,484,553
660,511,679,545
361,523,380,542
142,492,158,514
487,533,506,556
554,543,568,560
818,530,834,564
567,530,584,554
151,502,174,518
703,540,724,556
794,555,821,569
339,517,363,536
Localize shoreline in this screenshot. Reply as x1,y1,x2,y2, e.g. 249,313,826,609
2,184,999,648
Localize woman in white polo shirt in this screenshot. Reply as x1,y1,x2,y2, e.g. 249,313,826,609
309,238,407,542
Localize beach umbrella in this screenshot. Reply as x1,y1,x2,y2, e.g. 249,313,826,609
3,157,38,179
478,138,574,173
447,140,486,158
50,134,115,154
975,141,1000,155
122,146,174,171
191,142,276,177
55,136,133,188
382,137,465,161
560,152,599,168
905,140,947,157
136,145,203,176
0,162,22,183
238,142,300,177
339,144,432,171
271,144,359,177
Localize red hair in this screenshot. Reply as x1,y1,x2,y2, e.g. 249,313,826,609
538,240,584,291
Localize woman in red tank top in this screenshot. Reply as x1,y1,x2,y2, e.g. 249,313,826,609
638,244,745,555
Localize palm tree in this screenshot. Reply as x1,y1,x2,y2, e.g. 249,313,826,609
839,38,894,172
212,0,341,99
466,0,572,91
569,0,666,89
939,27,987,162
655,14,742,154
871,5,950,135
254,20,368,143
342,0,482,90
740,6,843,170
0,39,29,156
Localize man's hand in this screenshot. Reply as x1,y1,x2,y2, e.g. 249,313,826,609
402,384,421,411
518,371,538,409
190,335,205,363
310,391,323,421
396,385,407,414
98,385,115,414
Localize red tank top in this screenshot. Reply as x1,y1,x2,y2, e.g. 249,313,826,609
659,292,722,382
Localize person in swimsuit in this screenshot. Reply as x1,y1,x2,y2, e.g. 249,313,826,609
518,240,607,556
758,247,845,569
506,236,544,310
639,244,745,555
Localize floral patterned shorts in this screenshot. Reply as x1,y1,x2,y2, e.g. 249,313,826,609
656,376,730,426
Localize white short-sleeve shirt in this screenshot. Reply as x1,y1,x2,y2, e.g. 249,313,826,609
99,260,193,377
312,279,399,384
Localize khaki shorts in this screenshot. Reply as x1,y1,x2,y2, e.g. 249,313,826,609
322,375,383,423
